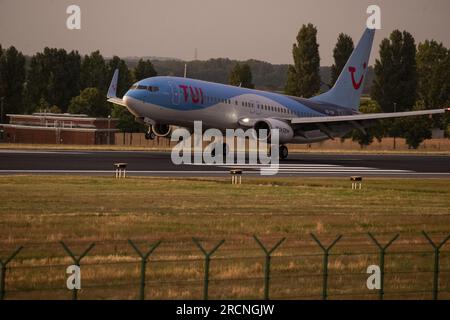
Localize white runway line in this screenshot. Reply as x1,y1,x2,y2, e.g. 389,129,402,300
198,163,414,173
0,149,90,155
0,170,228,174
0,170,449,176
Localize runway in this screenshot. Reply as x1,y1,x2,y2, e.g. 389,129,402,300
0,149,449,178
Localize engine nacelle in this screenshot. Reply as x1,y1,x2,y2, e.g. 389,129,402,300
253,119,294,144
152,123,173,137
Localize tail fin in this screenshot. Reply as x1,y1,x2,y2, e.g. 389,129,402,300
311,28,375,110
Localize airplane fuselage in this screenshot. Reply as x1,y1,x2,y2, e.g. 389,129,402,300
123,76,358,143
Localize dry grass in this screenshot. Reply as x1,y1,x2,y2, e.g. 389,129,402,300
0,175,449,300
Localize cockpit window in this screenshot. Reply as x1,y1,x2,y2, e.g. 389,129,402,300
147,86,159,92
130,84,159,92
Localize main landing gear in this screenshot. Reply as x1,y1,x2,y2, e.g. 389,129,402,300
144,126,156,140
279,145,288,160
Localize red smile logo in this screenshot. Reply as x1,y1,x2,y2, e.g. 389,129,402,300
348,62,367,90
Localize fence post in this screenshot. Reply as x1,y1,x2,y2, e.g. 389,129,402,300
310,233,342,300
0,246,23,300
422,231,450,300
60,241,95,300
192,238,225,300
253,235,286,300
128,239,162,300
367,233,399,300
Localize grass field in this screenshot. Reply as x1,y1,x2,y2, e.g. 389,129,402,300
0,175,449,300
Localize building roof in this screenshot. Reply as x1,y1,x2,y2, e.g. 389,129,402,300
7,113,118,122
3,113,119,132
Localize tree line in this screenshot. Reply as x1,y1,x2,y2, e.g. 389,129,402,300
284,24,450,148
0,24,449,147
0,47,156,132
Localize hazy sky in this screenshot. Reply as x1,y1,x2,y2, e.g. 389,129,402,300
0,0,449,65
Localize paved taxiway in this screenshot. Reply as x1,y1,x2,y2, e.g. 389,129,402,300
0,149,449,177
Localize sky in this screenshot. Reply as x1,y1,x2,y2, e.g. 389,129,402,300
0,0,449,66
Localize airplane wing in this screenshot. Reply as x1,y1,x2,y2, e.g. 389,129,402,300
238,108,448,138
290,108,448,124
107,97,127,107
238,108,448,127
106,68,127,106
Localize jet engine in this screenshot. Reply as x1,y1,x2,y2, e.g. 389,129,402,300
152,123,173,137
253,119,294,144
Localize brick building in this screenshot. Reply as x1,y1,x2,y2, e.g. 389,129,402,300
0,113,119,145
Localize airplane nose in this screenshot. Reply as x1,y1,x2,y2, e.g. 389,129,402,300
124,88,146,103
123,92,131,106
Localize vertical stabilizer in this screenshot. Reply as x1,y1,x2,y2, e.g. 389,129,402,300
311,28,375,110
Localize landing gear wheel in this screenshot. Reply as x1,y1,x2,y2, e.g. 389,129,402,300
144,127,156,140
279,145,288,160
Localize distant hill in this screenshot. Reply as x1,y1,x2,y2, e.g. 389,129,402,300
123,57,374,94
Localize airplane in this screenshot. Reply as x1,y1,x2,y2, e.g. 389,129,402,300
107,27,448,159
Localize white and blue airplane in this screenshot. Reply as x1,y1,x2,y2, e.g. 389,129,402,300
107,27,447,159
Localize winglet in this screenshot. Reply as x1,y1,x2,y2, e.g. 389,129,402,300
107,69,119,98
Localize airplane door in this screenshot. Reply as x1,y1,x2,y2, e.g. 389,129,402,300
250,101,255,113
168,81,180,105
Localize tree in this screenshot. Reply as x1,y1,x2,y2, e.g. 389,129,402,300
371,30,417,113
107,56,132,97
229,63,254,88
68,87,110,117
0,46,26,119
416,40,450,109
0,44,3,95
330,33,354,86
134,59,157,81
400,102,433,149
111,104,145,133
285,23,321,98
25,48,81,113
350,99,384,147
35,97,61,113
80,50,107,94
445,111,450,138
